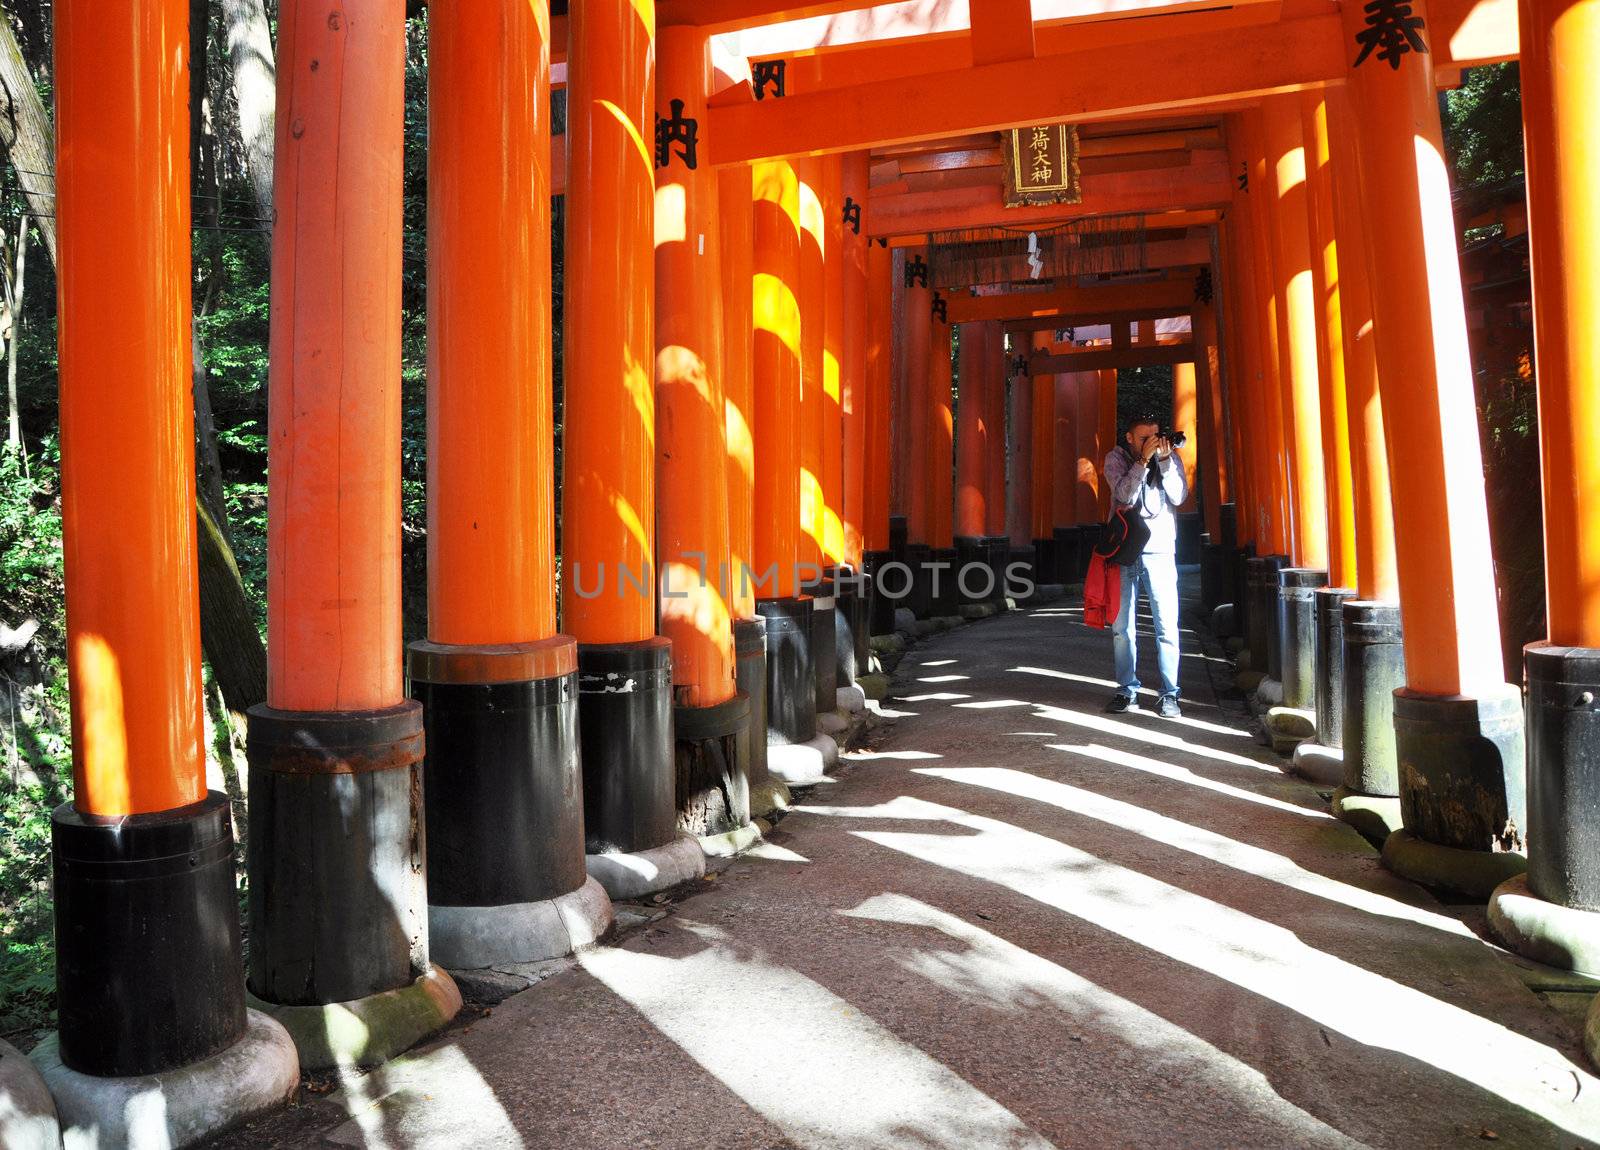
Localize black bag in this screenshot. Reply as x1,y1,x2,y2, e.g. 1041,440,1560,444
1095,505,1150,567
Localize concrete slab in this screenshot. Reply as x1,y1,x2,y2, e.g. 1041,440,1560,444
215,575,1600,1149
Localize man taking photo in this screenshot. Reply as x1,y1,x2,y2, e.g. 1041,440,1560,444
1102,415,1188,717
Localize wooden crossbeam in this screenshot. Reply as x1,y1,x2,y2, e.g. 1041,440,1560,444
945,279,1193,324
1031,341,1195,373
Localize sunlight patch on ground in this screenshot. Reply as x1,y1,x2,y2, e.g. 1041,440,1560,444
895,692,971,702
580,923,1055,1149
917,765,1467,935
743,841,811,862
826,797,1600,1142
838,893,1356,1145
1027,702,1279,772
323,1042,525,1149
920,659,959,667
951,699,1033,709
1056,742,1325,818
917,675,970,683
843,749,945,761
1008,666,1234,724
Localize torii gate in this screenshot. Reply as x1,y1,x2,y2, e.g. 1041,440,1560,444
30,0,1600,1144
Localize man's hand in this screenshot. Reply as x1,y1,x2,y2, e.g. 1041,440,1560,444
1140,435,1167,463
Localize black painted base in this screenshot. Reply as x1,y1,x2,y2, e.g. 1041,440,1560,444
675,692,752,838
1341,600,1405,796
247,702,428,1006
806,575,839,716
1053,526,1083,585
1277,568,1327,710
889,514,908,560
1032,537,1056,586
1314,587,1356,748
734,618,769,790
1525,644,1600,909
834,573,869,686
1231,541,1256,641
757,595,817,745
52,791,246,1076
981,536,1010,605
1009,544,1037,598
1395,684,1526,854
904,542,933,618
955,536,987,605
1199,537,1222,609
1176,511,1202,566
1247,555,1286,676
569,638,673,858
864,550,898,636
930,546,961,616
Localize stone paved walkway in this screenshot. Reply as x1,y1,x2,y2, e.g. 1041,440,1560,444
218,584,1600,1149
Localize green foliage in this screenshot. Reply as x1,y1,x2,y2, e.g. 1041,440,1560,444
1116,364,1173,436
1442,63,1525,189
0,441,62,644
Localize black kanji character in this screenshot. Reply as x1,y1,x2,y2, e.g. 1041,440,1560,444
843,196,861,234
905,255,928,289
655,99,699,170
1353,0,1428,69
1195,267,1214,305
752,60,786,101
931,293,947,323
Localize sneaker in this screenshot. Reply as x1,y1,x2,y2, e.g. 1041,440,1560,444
1156,694,1182,719
1105,693,1135,714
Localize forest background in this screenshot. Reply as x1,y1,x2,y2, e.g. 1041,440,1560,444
0,0,1534,1044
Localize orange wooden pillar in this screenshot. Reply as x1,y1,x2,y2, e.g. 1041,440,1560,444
414,0,606,962
1341,0,1523,866
1194,294,1229,539
1219,217,1260,553
1262,94,1330,573
718,156,784,815
900,247,934,617
837,152,874,671
795,158,826,582
927,308,957,614
1242,112,1293,559
50,0,258,1087
249,0,447,1037
1323,85,1404,804
1008,354,1033,552
656,24,752,836
1030,351,1057,580
1053,362,1085,582
751,158,822,751
863,237,897,632
821,155,847,573
1096,370,1118,518
955,322,990,542
1512,0,1600,916
983,322,1009,541
1172,360,1200,510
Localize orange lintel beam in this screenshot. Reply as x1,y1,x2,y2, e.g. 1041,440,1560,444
710,13,1345,165
936,236,1211,288
867,160,1233,238
1032,343,1193,373
1003,308,1193,336
945,280,1193,325
970,0,1035,64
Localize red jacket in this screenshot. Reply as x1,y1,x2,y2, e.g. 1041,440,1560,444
1083,551,1122,629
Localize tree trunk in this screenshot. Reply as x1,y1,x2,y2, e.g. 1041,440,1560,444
6,214,26,469
0,16,54,264
218,0,275,225
197,496,267,719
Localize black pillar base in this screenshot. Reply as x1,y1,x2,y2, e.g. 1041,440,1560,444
904,542,933,618
1247,555,1287,676
889,514,908,561
53,791,246,1076
247,701,428,1006
412,640,590,899
1231,541,1255,641
1176,511,1202,566
1314,587,1356,747
1277,568,1327,709
983,536,1011,605
1341,600,1405,796
1199,535,1221,609
834,567,870,685
757,595,817,744
562,638,673,857
805,573,839,714
955,536,987,605
863,550,898,636
930,546,961,616
1053,526,1082,585
1031,537,1056,585
734,617,769,791
674,692,752,839
1526,644,1600,909
1394,684,1526,854
1008,543,1037,598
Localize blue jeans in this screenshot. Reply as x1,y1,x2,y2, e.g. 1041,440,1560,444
1112,551,1180,699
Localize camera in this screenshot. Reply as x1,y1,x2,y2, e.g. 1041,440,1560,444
1161,429,1187,449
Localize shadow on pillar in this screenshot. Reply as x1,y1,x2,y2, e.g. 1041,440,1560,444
409,640,613,966
863,550,898,637
903,543,933,618
1030,537,1055,585
930,546,961,617
246,700,462,1069
1053,526,1084,585
1277,568,1327,710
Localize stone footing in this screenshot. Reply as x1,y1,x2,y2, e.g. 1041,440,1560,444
1381,828,1527,900
768,733,840,785
1488,874,1600,978
249,967,461,1073
430,877,613,971
958,602,999,620
1234,670,1266,694
586,834,706,900
1255,678,1284,707
818,709,850,738
1,1039,58,1150
748,777,793,819
1264,705,1316,754
1289,742,1344,787
34,1010,299,1148
837,684,867,713
857,673,890,700
1331,787,1404,846
700,820,767,858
